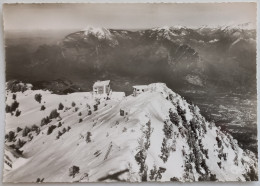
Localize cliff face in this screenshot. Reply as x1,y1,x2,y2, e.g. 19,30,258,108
3,83,258,182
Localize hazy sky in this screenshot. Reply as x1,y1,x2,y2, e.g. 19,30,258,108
3,3,257,30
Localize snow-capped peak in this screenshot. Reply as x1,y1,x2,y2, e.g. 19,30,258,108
152,25,186,31
81,26,112,40
152,26,171,31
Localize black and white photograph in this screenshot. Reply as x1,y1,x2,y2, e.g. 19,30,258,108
2,2,258,182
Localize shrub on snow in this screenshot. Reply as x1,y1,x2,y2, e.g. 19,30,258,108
69,166,80,178
49,109,60,119
34,94,42,103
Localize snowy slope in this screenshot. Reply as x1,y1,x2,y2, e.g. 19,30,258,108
3,83,258,182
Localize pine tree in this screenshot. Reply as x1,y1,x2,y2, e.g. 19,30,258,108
34,94,42,103
160,138,169,163
69,166,80,178
58,103,64,110
169,110,180,126
12,94,16,100
7,131,15,142
15,109,21,117
10,101,19,112
22,126,31,137
49,109,60,119
5,105,11,113
47,125,57,135
16,127,22,133
40,105,46,111
41,116,51,126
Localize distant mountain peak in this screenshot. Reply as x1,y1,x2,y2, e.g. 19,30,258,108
81,26,112,40
152,25,187,31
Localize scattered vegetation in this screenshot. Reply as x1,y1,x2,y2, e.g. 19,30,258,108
177,105,187,126
49,109,60,119
16,127,22,133
86,132,92,143
15,109,21,117
56,127,70,139
22,126,31,137
94,150,101,157
34,94,42,103
36,178,44,183
135,120,153,181
243,166,258,181
56,131,63,139
41,116,51,126
160,138,170,163
160,120,175,162
6,80,28,93
12,94,16,100
31,124,41,135
94,104,98,111
6,100,20,114
40,105,46,111
6,131,16,142
122,127,127,132
16,138,26,149
58,103,64,110
47,125,57,135
169,109,180,127
149,165,166,181
71,102,76,107
5,105,11,113
163,121,173,139
170,177,179,182
69,166,80,178
11,101,20,112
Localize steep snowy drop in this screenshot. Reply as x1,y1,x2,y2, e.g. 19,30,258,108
3,83,258,182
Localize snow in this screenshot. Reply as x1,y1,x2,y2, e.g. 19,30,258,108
3,83,258,182
82,26,112,40
209,39,219,43
133,85,148,90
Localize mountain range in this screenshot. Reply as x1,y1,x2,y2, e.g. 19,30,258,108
5,26,256,94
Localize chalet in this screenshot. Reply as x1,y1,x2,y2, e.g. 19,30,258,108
133,85,148,96
93,80,111,95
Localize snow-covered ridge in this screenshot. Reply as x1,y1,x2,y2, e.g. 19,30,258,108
81,26,113,40
3,83,258,182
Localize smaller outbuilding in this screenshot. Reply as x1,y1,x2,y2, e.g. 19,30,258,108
133,85,148,97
